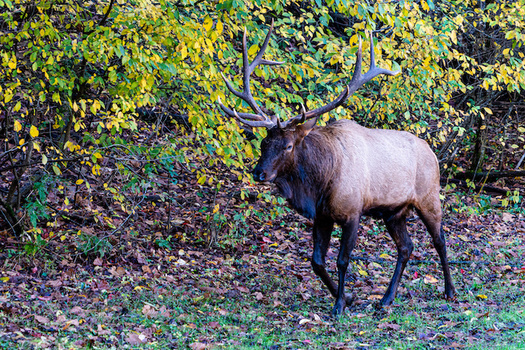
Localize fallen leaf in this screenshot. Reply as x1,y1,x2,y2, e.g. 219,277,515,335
235,285,249,293
190,342,207,350
126,332,148,345
207,321,220,329
142,304,158,318
424,275,439,284
299,318,311,325
159,305,171,318
97,324,111,335
34,315,50,324
47,280,62,288
70,306,86,317
378,322,400,330
358,269,368,276
502,212,513,222
137,254,147,265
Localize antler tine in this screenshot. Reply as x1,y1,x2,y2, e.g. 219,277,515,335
233,109,276,128
217,97,276,128
353,32,400,94
284,32,400,127
218,19,284,129
248,19,284,74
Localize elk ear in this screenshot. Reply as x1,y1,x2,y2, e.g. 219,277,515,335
297,117,318,140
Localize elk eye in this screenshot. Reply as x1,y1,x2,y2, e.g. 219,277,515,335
285,144,293,152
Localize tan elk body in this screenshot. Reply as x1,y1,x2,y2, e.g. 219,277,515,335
301,120,441,220
218,21,455,316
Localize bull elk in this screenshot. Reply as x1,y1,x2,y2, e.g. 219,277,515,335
218,21,455,316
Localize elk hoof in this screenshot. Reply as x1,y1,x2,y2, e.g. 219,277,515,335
331,299,346,317
379,294,395,307
444,293,457,302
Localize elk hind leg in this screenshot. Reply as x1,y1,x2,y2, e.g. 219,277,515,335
416,200,455,300
381,212,413,306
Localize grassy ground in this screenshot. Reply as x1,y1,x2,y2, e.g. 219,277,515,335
1,198,524,349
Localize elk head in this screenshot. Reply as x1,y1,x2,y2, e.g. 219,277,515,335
217,20,400,183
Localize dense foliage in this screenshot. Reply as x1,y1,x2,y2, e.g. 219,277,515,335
1,0,524,241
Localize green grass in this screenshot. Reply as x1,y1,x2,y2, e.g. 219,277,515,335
3,256,523,349
1,195,524,349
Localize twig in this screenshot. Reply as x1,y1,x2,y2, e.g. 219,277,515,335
517,151,525,170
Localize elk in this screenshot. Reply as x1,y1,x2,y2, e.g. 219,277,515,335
218,21,455,316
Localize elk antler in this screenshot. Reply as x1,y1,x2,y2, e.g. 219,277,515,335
217,19,283,128
281,32,400,128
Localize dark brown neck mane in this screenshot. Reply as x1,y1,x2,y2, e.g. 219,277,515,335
274,130,338,219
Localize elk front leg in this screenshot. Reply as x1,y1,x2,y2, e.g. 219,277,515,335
381,214,413,306
311,218,353,306
333,217,359,316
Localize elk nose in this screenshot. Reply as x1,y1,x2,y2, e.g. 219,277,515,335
251,167,265,182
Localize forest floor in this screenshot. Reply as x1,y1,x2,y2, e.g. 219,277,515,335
1,124,525,349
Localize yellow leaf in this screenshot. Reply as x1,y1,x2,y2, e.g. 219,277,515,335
65,141,75,152
450,30,457,45
424,275,438,284
0,277,9,282
76,179,84,185
358,269,368,276
203,16,213,32
53,165,61,175
197,175,206,184
245,143,253,158
180,45,187,60
216,20,223,35
8,57,16,69
14,120,22,132
30,125,39,138
92,164,100,176
42,154,48,165
248,44,258,57
476,294,488,299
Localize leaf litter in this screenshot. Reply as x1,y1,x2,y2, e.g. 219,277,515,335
0,127,524,348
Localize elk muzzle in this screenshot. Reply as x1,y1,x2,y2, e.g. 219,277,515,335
251,165,267,182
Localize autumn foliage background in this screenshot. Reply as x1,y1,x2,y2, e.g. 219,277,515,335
1,0,524,243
